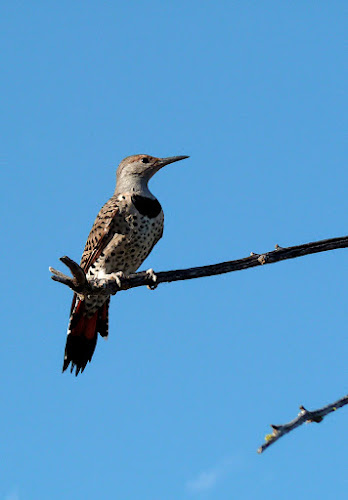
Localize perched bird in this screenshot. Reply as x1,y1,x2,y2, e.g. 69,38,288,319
63,154,189,375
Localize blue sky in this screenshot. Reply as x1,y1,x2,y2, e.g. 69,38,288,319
1,1,347,499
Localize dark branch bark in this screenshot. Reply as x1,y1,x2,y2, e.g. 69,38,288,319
49,235,348,296
258,395,348,453
50,235,348,451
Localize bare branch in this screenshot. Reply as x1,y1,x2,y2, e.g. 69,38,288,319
258,395,348,454
49,236,348,297
50,237,348,448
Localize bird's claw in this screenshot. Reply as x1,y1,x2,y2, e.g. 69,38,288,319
111,271,125,289
146,268,158,290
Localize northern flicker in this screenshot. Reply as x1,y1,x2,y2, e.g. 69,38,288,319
63,154,189,375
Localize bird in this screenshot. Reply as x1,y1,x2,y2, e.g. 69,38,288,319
63,154,189,375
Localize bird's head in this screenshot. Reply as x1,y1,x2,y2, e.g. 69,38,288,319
115,154,189,195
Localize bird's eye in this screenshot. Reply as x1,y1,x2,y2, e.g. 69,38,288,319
142,157,149,164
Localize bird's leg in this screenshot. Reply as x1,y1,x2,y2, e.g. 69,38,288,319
145,268,158,290
109,271,126,289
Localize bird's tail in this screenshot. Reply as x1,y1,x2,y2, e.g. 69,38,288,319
63,295,109,376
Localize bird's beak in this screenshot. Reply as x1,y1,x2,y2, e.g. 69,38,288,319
156,155,189,168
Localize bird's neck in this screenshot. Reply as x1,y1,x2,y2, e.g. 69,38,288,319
114,175,155,199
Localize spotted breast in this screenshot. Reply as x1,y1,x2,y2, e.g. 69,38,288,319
83,193,164,314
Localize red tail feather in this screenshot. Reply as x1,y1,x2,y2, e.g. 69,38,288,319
63,297,109,375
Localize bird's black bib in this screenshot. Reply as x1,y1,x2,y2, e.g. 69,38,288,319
131,195,162,218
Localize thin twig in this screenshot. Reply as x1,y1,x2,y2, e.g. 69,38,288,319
49,236,348,297
50,237,348,447
258,395,348,453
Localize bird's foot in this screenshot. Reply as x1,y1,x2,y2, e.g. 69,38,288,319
145,268,158,290
110,271,125,289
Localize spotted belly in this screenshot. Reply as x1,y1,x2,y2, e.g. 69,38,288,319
84,210,164,315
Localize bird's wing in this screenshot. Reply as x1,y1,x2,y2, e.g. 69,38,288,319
80,197,121,272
